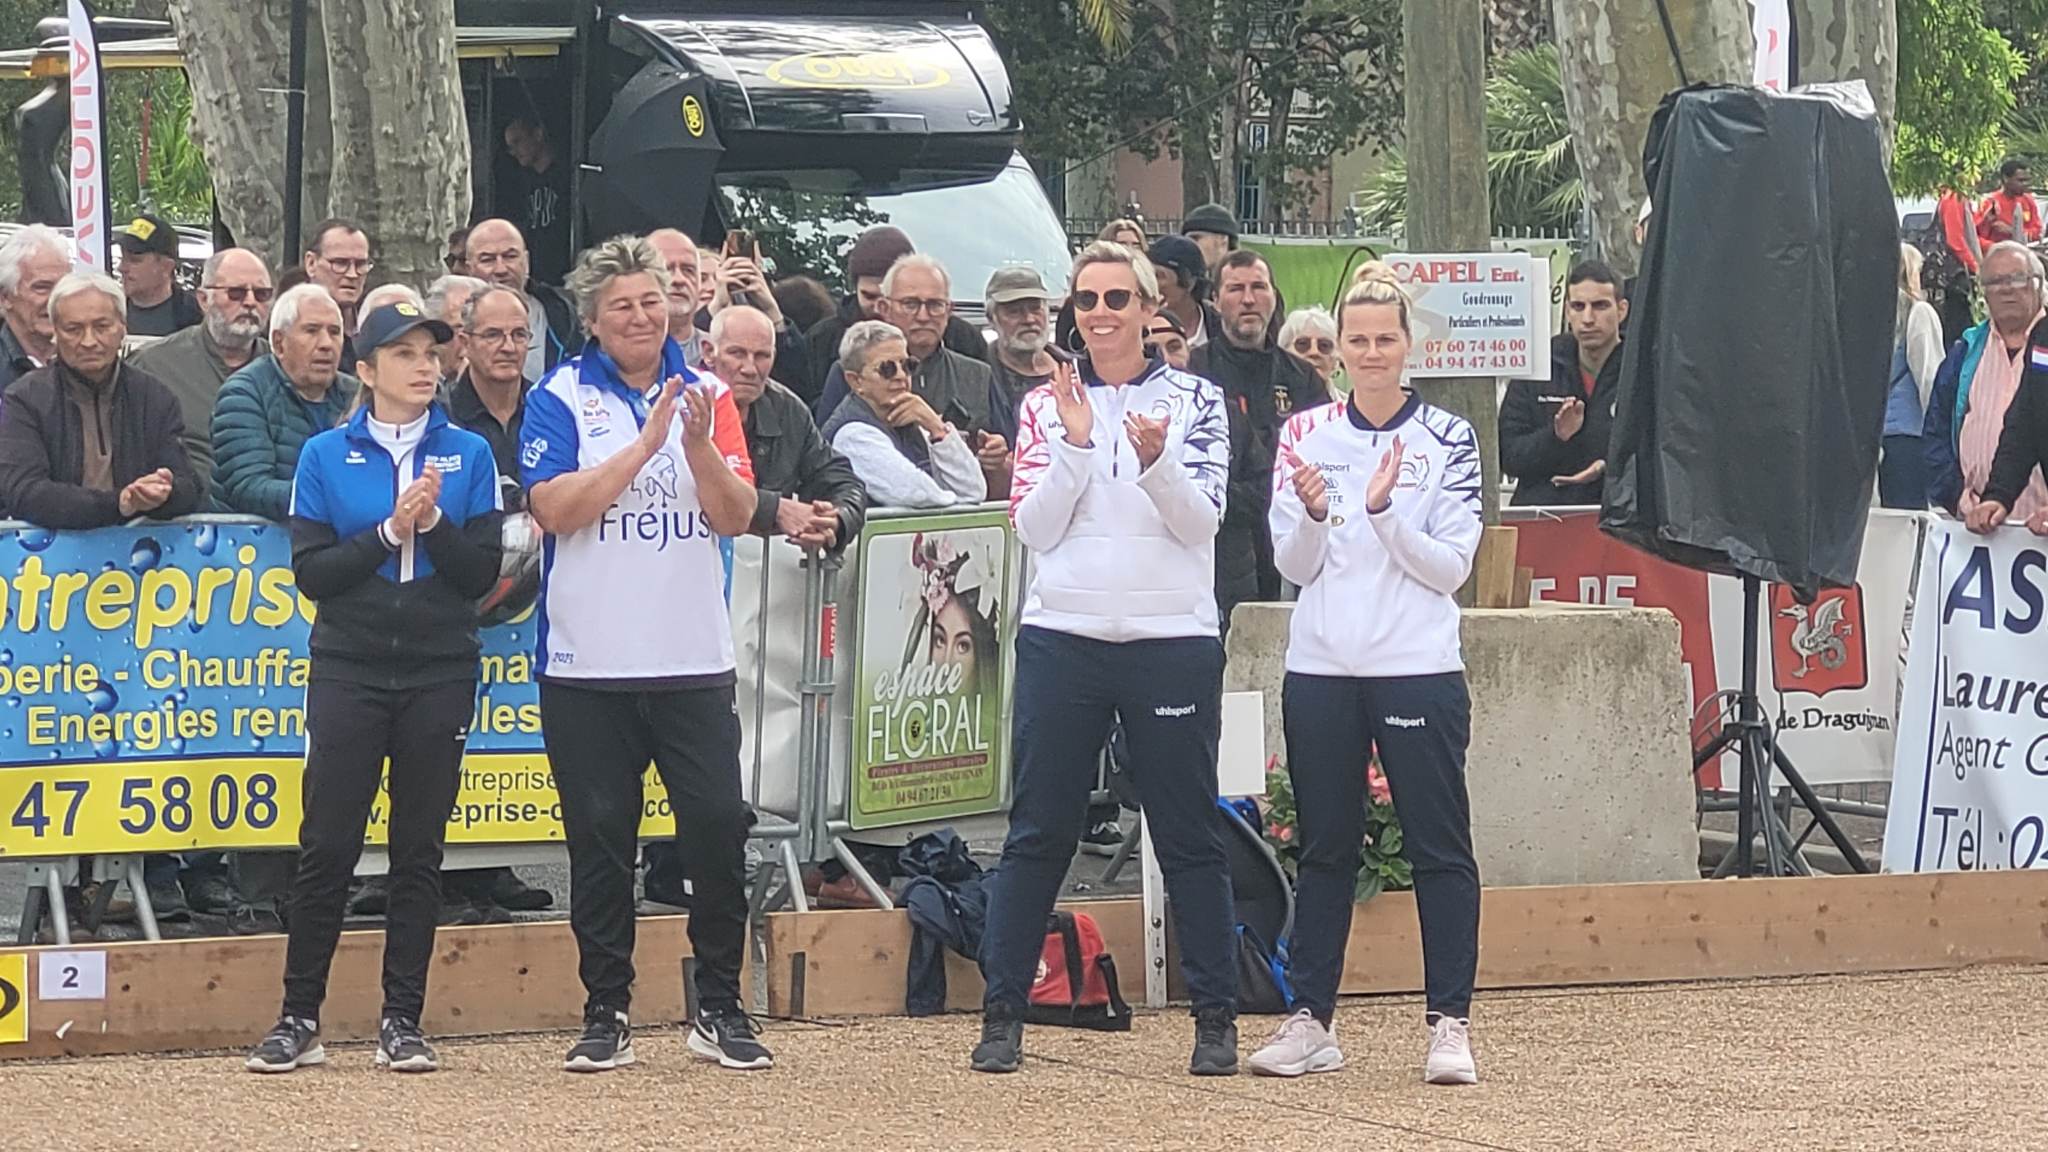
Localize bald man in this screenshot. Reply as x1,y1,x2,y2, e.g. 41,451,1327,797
646,229,706,368
465,217,581,377
130,247,275,490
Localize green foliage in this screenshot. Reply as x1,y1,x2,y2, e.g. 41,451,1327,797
1233,0,1403,221
1261,757,1411,903
1354,43,1577,236
1895,0,2026,195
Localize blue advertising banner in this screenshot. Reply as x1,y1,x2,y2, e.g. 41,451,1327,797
0,519,674,856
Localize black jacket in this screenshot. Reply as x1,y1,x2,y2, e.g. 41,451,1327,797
1188,337,1330,617
0,361,200,527
446,371,531,512
1500,334,1623,507
803,294,988,401
528,279,584,374
1984,331,2048,511
743,380,867,549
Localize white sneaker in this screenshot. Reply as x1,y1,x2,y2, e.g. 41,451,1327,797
1247,1009,1345,1078
1423,1015,1477,1085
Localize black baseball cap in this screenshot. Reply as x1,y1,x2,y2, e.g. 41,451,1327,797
1146,234,1207,288
355,301,453,357
112,213,180,259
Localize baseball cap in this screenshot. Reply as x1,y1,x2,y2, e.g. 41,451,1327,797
355,301,454,357
1146,234,1207,287
985,265,1051,305
112,213,180,259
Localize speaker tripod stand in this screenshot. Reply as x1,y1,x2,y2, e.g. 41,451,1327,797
1692,575,1874,877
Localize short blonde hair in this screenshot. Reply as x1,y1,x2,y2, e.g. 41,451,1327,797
568,234,672,326
1069,240,1161,305
1337,261,1413,336
1897,243,1924,302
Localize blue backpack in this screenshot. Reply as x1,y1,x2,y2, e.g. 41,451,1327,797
1220,798,1295,1014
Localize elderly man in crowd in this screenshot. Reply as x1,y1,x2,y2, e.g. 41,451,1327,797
706,233,812,398
448,285,537,504
427,274,490,386
986,266,1062,414
647,228,707,367
0,270,199,525
0,270,202,926
803,225,988,400
1928,240,2048,518
131,248,274,493
821,318,985,509
113,213,202,337
0,223,70,390
467,217,580,378
211,284,358,521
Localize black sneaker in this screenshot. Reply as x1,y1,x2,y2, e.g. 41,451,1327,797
689,1005,774,1070
1191,1006,1239,1076
375,1016,438,1073
970,1004,1024,1074
183,872,239,916
564,1006,634,1072
227,902,285,936
245,1015,323,1073
144,867,191,924
350,876,389,916
1078,819,1126,857
488,869,554,912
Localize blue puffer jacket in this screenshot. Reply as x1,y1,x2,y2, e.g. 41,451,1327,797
210,354,360,520
1921,322,1991,514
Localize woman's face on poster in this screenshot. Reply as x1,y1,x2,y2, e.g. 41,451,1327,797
928,593,979,686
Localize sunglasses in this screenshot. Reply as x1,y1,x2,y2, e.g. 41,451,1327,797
204,285,276,304
870,356,920,381
1292,337,1335,354
1072,288,1135,312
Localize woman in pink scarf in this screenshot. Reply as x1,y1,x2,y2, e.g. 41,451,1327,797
1954,242,2048,525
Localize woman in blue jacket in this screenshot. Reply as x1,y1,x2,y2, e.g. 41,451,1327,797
244,302,503,1076
1251,264,1484,1086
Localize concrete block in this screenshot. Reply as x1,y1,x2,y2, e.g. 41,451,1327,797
1225,603,1698,886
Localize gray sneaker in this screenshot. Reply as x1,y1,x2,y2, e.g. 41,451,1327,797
1247,1009,1345,1077
1423,1015,1477,1085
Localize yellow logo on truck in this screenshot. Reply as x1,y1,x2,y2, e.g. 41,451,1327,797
681,95,706,137
765,51,949,90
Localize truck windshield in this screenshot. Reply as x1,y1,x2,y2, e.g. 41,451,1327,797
720,157,1073,305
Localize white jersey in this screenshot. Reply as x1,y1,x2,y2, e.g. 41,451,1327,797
1270,393,1483,677
519,346,754,683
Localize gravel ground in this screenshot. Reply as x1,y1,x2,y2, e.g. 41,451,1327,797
7,965,2045,1152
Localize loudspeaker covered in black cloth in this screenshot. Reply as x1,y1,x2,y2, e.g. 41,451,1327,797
1601,83,1899,602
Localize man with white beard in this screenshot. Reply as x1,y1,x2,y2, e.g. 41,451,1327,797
131,247,274,491
984,266,1063,415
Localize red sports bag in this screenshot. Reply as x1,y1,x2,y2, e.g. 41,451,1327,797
1025,910,1132,1031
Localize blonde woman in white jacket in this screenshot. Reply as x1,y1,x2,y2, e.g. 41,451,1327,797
1248,264,1485,1086
971,241,1242,1078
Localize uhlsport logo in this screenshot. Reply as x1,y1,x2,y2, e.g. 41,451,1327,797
1770,584,1868,697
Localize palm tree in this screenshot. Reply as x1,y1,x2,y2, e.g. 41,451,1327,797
1354,43,1580,236
1077,0,1135,52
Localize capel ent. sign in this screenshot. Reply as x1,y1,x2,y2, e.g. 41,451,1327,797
764,51,950,90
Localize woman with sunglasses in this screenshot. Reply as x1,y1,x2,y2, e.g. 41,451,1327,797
1249,263,1483,1085
821,319,987,509
1278,306,1343,395
973,240,1241,1078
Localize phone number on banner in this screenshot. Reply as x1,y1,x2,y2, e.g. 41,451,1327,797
0,755,679,855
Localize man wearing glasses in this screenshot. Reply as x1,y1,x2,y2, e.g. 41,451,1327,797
302,218,374,366
131,248,275,492
447,286,537,511
465,218,582,381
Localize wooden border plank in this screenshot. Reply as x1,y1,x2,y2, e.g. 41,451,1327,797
8,872,2048,1059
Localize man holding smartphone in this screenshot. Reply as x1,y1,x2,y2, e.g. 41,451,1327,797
706,229,812,398
1499,260,1628,507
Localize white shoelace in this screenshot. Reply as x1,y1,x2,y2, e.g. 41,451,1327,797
1266,1009,1321,1047
1429,1016,1470,1055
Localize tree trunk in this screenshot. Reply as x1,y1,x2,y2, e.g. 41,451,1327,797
300,0,333,240
1404,0,1500,526
1171,0,1222,213
1552,0,1753,274
320,0,469,288
166,0,292,264
1791,0,1897,151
